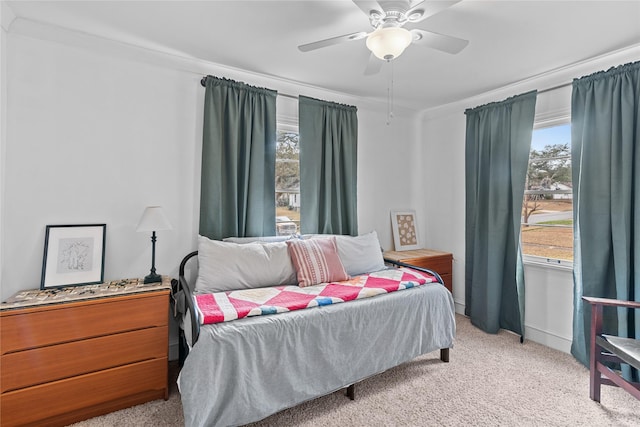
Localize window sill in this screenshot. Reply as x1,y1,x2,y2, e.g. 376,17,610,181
523,255,573,271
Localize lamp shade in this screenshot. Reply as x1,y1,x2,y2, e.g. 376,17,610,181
366,27,413,60
136,206,173,232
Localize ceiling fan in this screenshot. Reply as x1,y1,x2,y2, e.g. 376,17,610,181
298,0,469,75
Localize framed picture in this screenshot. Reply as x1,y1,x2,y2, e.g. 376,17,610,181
41,224,106,289
391,210,421,251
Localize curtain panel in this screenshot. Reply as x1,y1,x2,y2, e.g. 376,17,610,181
571,61,640,380
199,76,277,240
299,96,358,236
464,91,537,336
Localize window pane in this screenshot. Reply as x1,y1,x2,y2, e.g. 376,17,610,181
275,128,300,235
521,123,573,262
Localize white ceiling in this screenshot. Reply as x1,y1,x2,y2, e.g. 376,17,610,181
5,0,640,111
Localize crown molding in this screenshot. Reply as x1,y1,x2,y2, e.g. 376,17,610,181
420,43,640,122
1,2,17,32
7,16,420,117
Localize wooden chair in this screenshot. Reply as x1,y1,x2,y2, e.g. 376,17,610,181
582,296,640,402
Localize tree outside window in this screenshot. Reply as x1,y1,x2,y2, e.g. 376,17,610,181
275,127,300,234
521,123,573,262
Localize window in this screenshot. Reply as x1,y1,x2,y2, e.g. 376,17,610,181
275,125,300,235
521,123,572,266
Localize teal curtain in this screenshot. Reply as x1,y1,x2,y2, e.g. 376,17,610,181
465,91,537,336
571,61,640,381
199,76,277,240
299,96,358,235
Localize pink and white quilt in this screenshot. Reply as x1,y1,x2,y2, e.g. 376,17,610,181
194,267,437,325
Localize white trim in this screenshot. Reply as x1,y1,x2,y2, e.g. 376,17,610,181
421,43,640,120
534,110,570,129
523,255,573,271
454,300,465,315
454,308,573,354
6,16,411,115
524,323,572,354
277,120,299,133
0,3,16,32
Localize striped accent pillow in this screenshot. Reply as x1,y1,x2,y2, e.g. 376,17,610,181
286,237,349,287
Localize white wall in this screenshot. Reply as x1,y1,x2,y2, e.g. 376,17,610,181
277,95,422,252
3,30,199,300
356,109,423,250
419,44,640,353
523,262,573,352
0,2,14,311
0,16,421,327
418,111,466,311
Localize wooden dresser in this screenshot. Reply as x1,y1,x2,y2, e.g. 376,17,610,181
0,280,170,427
384,248,453,293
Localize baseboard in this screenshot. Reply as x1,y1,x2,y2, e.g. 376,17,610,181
453,301,572,354
454,300,465,315
524,324,572,354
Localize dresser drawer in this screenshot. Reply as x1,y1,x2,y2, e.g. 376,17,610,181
408,258,452,292
404,256,452,275
384,249,453,293
1,293,168,354
1,326,167,393
0,357,167,427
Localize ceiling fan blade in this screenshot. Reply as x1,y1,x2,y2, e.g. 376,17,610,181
352,0,384,19
364,52,383,75
410,29,468,54
298,32,368,52
406,0,462,23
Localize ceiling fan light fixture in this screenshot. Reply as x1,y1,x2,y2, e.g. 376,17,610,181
407,10,424,21
366,27,412,61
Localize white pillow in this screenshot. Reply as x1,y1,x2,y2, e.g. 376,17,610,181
306,231,386,276
335,231,386,276
195,235,298,293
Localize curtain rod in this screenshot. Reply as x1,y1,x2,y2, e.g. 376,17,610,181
199,77,571,103
200,77,298,100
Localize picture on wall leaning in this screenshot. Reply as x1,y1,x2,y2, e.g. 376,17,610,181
41,224,106,289
391,210,421,251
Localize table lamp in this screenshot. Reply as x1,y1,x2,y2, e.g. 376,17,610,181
136,206,172,283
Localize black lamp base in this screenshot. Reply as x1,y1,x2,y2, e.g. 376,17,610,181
144,230,162,284
143,272,162,284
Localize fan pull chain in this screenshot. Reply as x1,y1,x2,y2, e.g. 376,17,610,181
386,59,395,125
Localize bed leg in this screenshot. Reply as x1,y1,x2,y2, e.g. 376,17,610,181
346,384,355,400
440,348,450,363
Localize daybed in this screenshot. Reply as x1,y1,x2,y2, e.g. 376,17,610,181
173,232,455,427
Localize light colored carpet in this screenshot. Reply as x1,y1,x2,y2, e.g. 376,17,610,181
71,314,638,426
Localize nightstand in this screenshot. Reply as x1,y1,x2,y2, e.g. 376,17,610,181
0,278,171,427
383,249,453,293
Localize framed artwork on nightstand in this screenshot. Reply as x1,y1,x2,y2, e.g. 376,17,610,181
391,210,421,251
41,224,106,289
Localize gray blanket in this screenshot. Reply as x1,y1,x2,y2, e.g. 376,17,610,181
178,281,455,427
